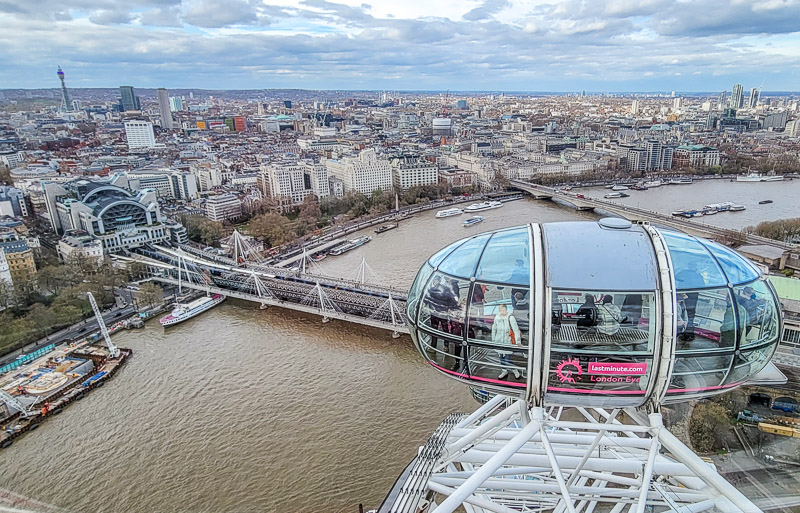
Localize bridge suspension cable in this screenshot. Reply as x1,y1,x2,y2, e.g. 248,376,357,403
354,257,380,285
367,293,408,338
300,281,343,323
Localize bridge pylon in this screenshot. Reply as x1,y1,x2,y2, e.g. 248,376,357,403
367,293,407,338
301,281,343,323
354,257,379,285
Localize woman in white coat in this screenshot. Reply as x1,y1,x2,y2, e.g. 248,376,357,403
492,304,521,379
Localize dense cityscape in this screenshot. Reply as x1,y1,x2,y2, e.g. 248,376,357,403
0,53,800,512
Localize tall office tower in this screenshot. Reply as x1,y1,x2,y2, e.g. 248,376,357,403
157,88,174,129
730,83,744,109
57,66,71,112
748,87,760,109
673,97,682,110
631,100,640,115
169,97,183,111
718,91,726,108
119,86,141,111
124,121,156,149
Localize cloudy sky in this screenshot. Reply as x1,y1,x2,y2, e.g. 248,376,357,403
1,0,800,91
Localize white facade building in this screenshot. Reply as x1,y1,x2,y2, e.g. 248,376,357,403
0,249,12,288
325,149,393,195
306,161,329,198
57,232,104,263
259,162,312,205
205,193,242,222
124,121,156,149
390,156,438,189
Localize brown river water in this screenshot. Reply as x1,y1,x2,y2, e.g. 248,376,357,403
2,183,792,512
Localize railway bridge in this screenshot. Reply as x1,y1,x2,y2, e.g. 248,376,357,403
119,245,410,337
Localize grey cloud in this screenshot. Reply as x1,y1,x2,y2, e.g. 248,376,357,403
463,0,510,21
181,0,259,27
139,6,182,26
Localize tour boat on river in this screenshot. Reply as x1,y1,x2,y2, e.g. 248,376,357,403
375,223,398,234
463,216,485,227
464,200,503,212
737,172,784,182
435,208,463,218
328,236,371,256
160,294,226,327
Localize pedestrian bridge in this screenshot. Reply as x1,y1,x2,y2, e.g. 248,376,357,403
119,246,409,337
509,180,793,249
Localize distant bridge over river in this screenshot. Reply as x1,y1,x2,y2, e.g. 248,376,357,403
509,180,794,250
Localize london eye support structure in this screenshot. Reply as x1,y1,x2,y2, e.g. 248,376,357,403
57,66,71,113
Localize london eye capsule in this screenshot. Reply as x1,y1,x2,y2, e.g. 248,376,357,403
405,219,782,408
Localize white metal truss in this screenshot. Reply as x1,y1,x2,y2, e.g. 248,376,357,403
367,293,408,338
87,292,119,359
300,281,343,322
354,257,380,285
238,270,277,305
383,396,761,513
231,229,264,265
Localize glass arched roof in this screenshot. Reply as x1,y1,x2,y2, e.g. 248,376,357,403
427,227,530,284
662,230,761,289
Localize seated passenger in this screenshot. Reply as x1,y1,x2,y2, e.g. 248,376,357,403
492,304,521,379
576,294,598,329
676,294,689,335
597,295,621,336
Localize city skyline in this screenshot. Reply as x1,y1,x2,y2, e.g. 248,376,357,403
2,0,800,91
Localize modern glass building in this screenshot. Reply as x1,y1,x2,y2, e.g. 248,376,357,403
406,219,783,407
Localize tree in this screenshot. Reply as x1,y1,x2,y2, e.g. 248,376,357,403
297,194,322,234
28,303,58,337
127,261,148,280
178,215,226,247
745,218,800,243
688,402,730,453
136,282,163,308
0,280,14,309
249,213,296,247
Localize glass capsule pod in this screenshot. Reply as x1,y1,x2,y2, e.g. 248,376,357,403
406,219,783,408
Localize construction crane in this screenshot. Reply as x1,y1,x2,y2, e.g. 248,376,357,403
87,292,119,359
0,390,34,418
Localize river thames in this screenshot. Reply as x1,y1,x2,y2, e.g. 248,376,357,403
1,179,797,512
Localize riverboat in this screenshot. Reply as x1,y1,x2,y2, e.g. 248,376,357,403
311,252,327,262
160,294,226,327
375,223,398,234
737,172,784,182
435,208,463,218
643,180,663,188
464,201,503,212
604,192,629,199
328,236,371,256
611,185,629,191
630,183,648,191
759,200,774,204
463,216,485,227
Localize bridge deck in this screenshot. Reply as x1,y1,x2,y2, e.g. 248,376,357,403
152,277,409,335
510,180,794,250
